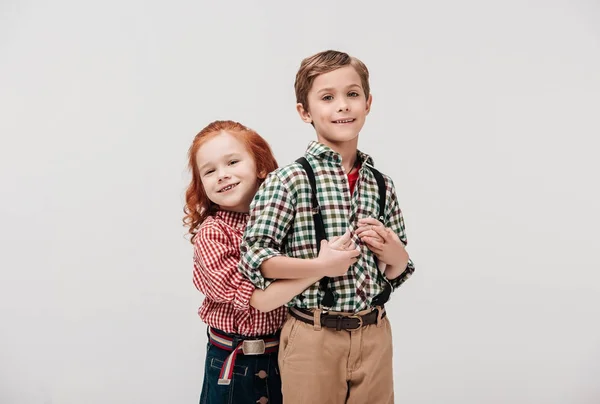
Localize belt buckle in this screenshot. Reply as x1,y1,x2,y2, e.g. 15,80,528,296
347,315,363,331
242,339,265,355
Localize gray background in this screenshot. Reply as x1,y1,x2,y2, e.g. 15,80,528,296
1,0,599,403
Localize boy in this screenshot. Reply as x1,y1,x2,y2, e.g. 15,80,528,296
239,50,415,403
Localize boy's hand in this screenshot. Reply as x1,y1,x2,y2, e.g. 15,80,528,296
316,230,360,277
356,218,409,269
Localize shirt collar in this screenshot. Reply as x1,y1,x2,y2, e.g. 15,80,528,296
305,141,374,167
215,210,249,230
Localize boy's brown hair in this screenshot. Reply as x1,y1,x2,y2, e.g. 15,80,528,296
294,50,370,111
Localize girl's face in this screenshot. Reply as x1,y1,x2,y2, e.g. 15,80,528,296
195,131,259,213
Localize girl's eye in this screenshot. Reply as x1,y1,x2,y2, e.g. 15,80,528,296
229,160,239,165
204,169,214,175
322,95,333,101
348,91,359,97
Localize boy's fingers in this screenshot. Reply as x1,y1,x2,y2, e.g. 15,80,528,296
371,225,388,240
358,217,384,227
357,230,384,243
358,224,389,243
364,237,384,251
386,228,403,244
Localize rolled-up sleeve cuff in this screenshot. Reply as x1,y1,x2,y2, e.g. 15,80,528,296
239,246,282,290
232,278,256,312
390,258,415,290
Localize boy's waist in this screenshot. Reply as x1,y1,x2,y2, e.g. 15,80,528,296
289,306,386,331
284,276,392,310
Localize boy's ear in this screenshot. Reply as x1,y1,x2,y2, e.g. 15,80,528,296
296,103,312,123
365,94,373,116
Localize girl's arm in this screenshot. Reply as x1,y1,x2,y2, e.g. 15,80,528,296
193,222,256,309
194,221,321,313
249,276,320,313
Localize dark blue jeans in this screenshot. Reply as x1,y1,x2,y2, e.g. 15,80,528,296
199,340,283,404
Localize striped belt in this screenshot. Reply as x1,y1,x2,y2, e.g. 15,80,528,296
208,327,279,386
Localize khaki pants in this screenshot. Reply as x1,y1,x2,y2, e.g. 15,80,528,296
278,308,394,404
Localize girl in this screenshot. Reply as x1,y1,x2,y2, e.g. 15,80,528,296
183,120,358,404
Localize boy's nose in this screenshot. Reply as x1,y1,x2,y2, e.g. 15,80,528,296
337,103,350,112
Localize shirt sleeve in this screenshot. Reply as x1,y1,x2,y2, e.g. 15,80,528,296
384,176,416,290
238,172,296,290
192,222,256,312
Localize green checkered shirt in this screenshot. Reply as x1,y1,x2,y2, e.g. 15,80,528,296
238,141,415,312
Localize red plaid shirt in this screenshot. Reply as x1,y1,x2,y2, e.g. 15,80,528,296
192,210,287,336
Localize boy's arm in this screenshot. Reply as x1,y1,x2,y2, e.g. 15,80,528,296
261,235,360,279
239,172,360,288
384,177,415,289
248,228,360,311
260,256,323,279
238,173,308,289
250,276,320,313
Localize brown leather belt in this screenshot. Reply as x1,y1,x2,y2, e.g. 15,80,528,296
289,306,386,331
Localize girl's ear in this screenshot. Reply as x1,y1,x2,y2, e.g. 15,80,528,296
257,170,267,179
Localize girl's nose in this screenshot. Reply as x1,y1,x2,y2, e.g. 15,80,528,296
217,169,231,182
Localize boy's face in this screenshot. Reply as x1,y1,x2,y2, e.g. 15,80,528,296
297,66,372,147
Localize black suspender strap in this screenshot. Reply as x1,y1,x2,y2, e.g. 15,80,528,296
295,156,391,308
359,165,392,306
295,157,327,251
365,164,392,306
369,166,386,223
296,157,335,306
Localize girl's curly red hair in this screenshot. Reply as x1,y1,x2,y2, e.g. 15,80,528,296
183,120,278,242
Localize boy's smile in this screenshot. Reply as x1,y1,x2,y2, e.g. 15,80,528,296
297,65,372,148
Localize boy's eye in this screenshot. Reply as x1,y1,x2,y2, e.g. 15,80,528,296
348,91,359,97
322,95,333,101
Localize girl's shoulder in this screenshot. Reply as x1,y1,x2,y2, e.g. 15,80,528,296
193,213,240,248
193,215,225,242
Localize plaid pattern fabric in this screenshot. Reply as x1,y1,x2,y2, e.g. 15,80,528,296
193,210,287,336
239,141,415,313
